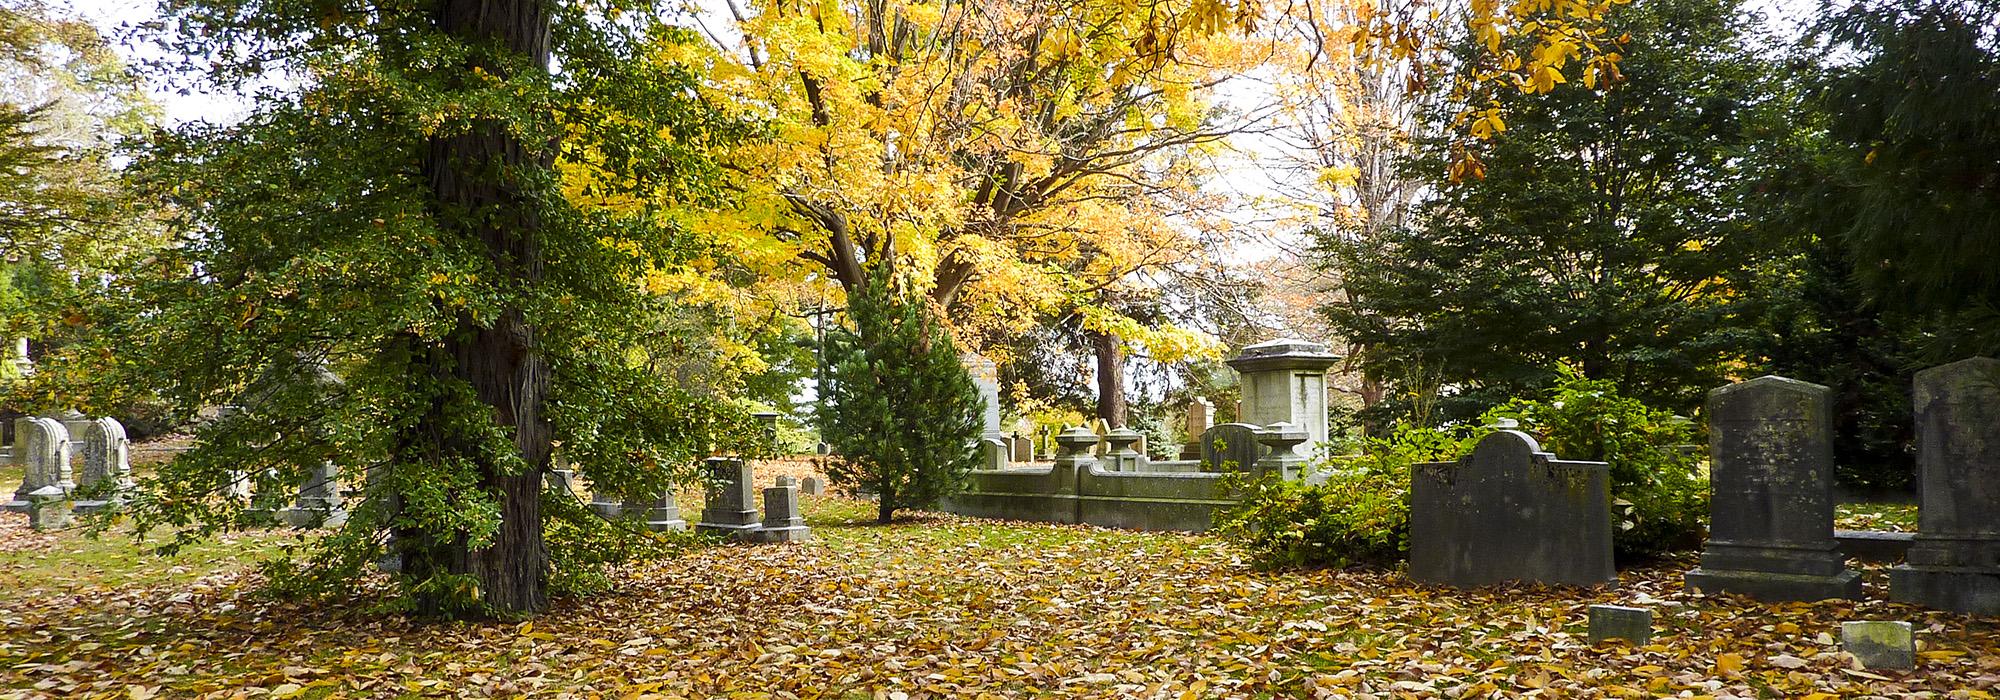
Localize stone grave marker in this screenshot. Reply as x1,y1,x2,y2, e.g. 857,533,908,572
751,485,810,543
1842,621,1915,670
278,462,343,528
73,417,132,513
1686,376,1861,601
1010,434,1033,463
1588,605,1653,645
632,491,686,532
801,476,824,496
776,475,796,487
5,417,71,514
1201,423,1262,473
1179,397,1213,459
1409,430,1615,588
696,458,761,539
27,486,71,531
1892,358,2000,614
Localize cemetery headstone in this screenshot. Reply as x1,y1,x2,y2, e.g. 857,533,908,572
1225,339,1342,448
53,410,92,464
801,476,825,496
75,417,133,511
1892,357,2000,614
1686,376,1862,601
1254,422,1308,481
632,491,686,532
590,490,624,519
751,411,782,452
1200,423,1262,472
1010,434,1033,463
752,485,810,543
1409,430,1616,588
278,461,344,527
979,437,1009,471
1179,397,1214,459
1841,621,1915,670
1103,428,1143,472
1587,605,1653,645
697,457,761,538
5,417,71,514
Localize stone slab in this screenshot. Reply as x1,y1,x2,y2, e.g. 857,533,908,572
1835,530,1916,563
1841,621,1915,671
1409,430,1615,588
1588,605,1653,645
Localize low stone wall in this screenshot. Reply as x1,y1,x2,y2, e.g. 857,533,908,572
941,462,1237,532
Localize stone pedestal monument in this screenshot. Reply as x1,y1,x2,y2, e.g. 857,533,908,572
1102,428,1143,472
1686,376,1861,601
1225,339,1342,450
1253,423,1308,481
1892,358,2000,614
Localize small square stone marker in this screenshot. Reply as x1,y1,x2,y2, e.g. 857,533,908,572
1588,604,1653,645
1841,621,1915,671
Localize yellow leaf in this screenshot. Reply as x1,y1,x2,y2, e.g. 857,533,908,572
1715,652,1744,675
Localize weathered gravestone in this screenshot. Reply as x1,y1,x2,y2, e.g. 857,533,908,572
27,486,71,531
52,410,92,465
1201,423,1262,473
632,491,686,532
73,417,133,513
1180,397,1214,459
5,417,71,514
696,457,761,539
1686,376,1862,601
277,461,343,527
1587,605,1653,645
1010,434,1033,463
775,475,796,487
1225,339,1342,449
1409,430,1616,588
1892,358,2000,614
800,476,824,496
751,485,810,543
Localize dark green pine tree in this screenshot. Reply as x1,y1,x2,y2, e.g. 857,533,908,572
1322,0,1787,421
817,274,982,524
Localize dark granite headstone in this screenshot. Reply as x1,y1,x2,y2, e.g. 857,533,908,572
696,457,761,539
1587,605,1653,645
1201,423,1262,473
1891,358,2000,614
1409,430,1615,588
1686,376,1862,601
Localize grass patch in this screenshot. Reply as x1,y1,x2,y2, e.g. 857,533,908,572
1836,501,1919,531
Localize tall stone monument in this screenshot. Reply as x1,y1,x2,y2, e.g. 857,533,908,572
1225,339,1342,450
1891,358,2000,614
5,417,71,513
1686,376,1862,601
1409,430,1616,588
1179,397,1214,459
696,457,762,539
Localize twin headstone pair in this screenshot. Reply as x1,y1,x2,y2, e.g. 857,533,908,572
6,415,134,528
695,458,809,543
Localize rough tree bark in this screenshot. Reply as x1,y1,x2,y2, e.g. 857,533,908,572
1091,330,1127,428
407,0,556,616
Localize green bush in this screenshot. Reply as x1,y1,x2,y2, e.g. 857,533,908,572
1480,367,1710,559
1219,423,1469,568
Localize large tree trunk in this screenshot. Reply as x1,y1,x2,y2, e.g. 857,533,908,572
408,0,555,616
1091,330,1127,428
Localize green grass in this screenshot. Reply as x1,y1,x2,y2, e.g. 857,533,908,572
1835,501,1919,532
0,524,293,594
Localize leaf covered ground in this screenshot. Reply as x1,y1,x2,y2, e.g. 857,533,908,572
2,481,1997,699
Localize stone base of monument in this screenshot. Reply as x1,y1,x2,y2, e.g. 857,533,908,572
277,506,348,529
1686,567,1863,602
695,520,762,541
1889,566,2000,615
645,516,688,532
747,524,810,543
1836,530,1917,563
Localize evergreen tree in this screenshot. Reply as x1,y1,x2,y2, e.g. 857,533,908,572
1323,0,1785,421
39,0,754,617
817,274,982,524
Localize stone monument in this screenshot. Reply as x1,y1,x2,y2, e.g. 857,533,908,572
1200,422,1262,472
750,485,810,543
1253,422,1308,481
5,417,71,513
1409,430,1616,588
1102,428,1143,472
1225,339,1341,450
1891,358,2000,614
1686,376,1862,601
1179,397,1214,460
696,457,762,539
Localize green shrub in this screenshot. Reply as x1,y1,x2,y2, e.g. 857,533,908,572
1223,367,1710,567
1480,367,1709,559
1219,423,1469,568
